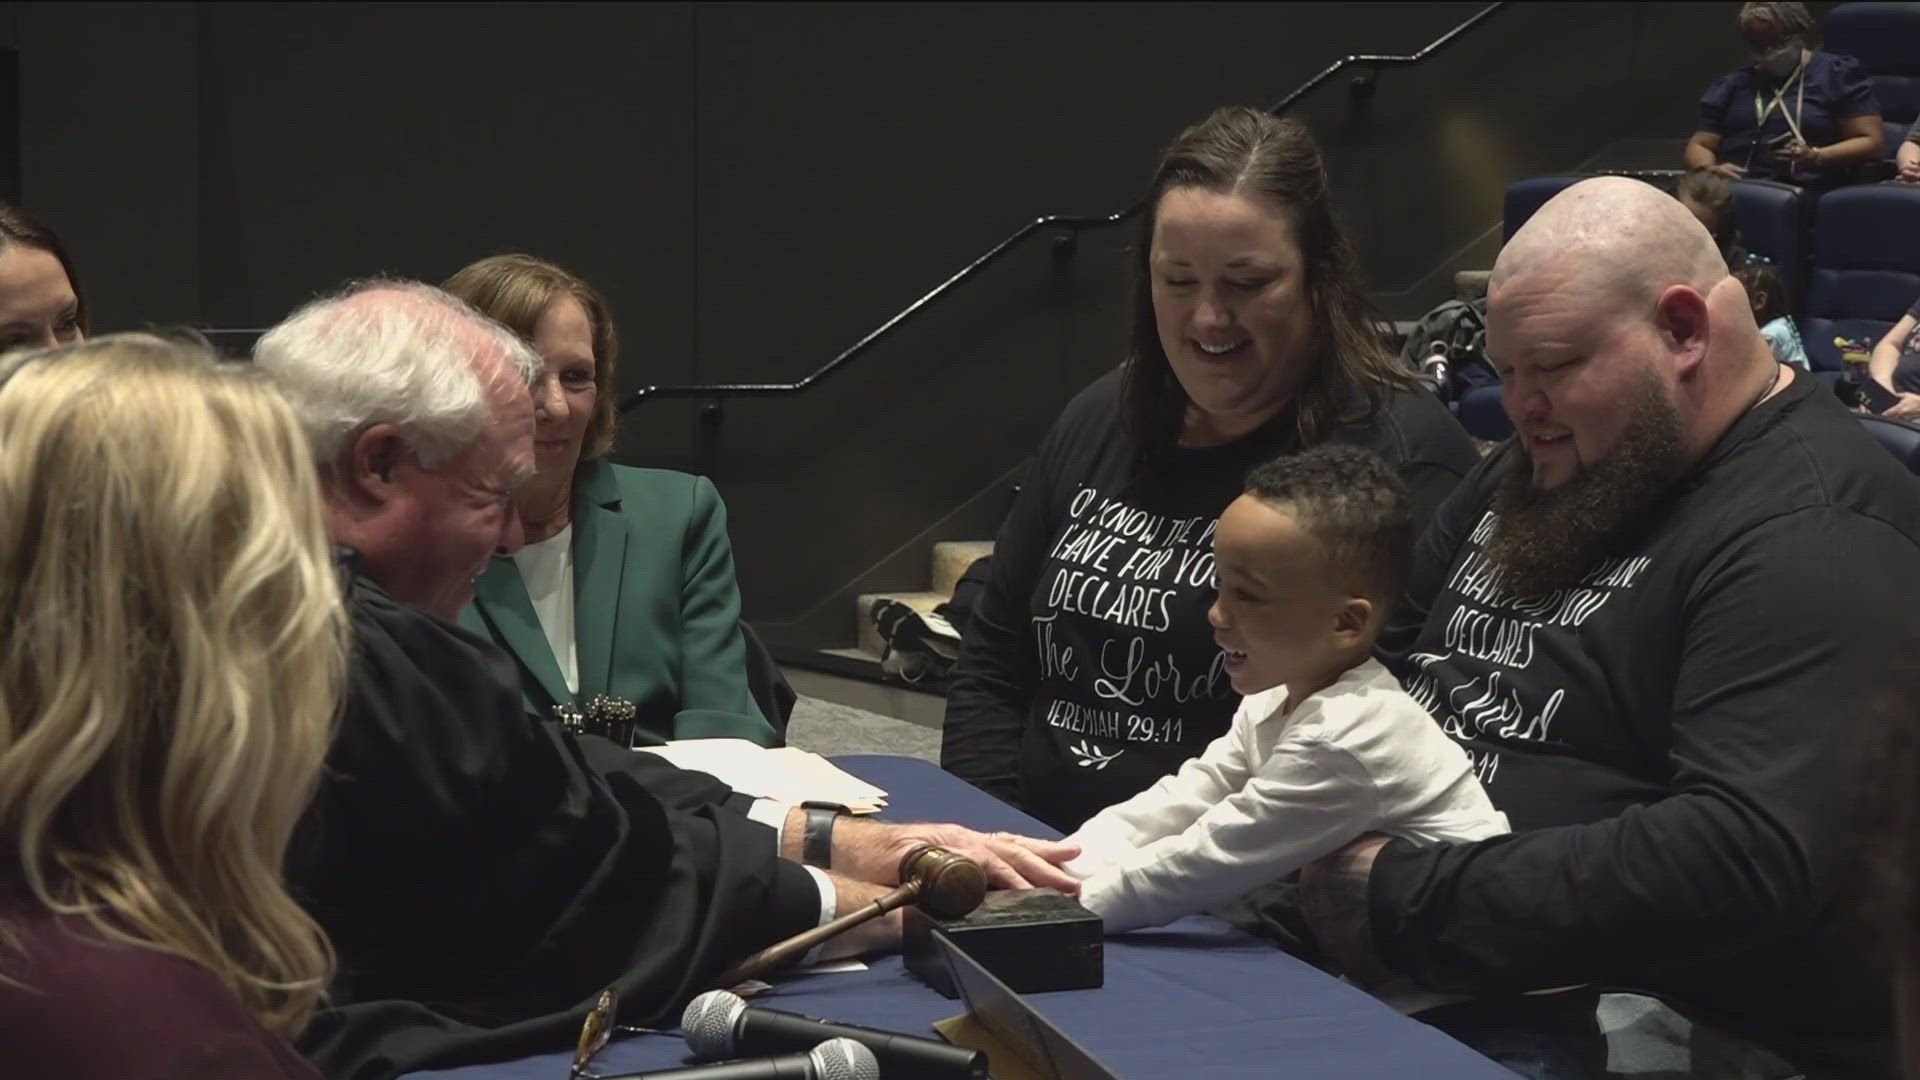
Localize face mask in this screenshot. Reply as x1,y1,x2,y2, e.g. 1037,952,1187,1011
1757,41,1802,78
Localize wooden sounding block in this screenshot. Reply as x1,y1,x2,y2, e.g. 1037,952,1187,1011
903,888,1103,999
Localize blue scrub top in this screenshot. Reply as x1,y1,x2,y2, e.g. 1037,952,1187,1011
1699,50,1879,184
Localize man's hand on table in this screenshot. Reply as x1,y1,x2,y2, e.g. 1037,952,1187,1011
1300,833,1397,988
869,821,1082,894
780,808,1081,893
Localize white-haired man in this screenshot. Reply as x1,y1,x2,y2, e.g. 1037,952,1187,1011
1303,178,1920,1078
258,282,1078,1078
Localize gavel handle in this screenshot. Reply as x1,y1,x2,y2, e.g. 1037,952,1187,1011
714,880,922,988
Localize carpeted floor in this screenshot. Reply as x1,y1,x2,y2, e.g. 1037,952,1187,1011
785,695,941,763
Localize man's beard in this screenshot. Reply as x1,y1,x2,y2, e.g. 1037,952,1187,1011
1485,378,1687,600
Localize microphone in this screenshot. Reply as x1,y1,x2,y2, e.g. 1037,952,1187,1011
685,990,987,1079
596,1037,877,1080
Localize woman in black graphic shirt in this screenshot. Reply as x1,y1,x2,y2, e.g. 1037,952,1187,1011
941,107,1478,831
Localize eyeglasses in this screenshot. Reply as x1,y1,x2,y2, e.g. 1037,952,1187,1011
570,986,671,1078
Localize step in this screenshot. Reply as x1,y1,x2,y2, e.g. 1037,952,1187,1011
855,591,947,658
931,540,994,598
780,649,949,730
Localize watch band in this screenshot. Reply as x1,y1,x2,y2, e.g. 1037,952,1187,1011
800,801,848,870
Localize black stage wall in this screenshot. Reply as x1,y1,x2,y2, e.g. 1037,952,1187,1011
5,2,1771,645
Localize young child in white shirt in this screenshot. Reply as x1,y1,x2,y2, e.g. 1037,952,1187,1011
1062,445,1508,934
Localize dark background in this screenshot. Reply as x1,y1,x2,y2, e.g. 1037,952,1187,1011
0,2,1779,649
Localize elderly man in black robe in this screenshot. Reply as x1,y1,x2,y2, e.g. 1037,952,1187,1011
259,281,1077,1080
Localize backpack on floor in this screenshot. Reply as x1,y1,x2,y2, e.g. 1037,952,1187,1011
869,598,961,685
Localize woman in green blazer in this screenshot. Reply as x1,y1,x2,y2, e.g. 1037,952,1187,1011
447,254,777,746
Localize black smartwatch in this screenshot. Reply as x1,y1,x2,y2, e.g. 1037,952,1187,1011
799,800,849,870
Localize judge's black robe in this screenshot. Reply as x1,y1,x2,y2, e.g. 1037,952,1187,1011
290,574,820,1080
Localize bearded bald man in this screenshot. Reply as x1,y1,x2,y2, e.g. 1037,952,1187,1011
1304,177,1920,1078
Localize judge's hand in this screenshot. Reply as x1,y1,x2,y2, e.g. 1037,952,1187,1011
879,822,1081,894
1709,162,1745,179
1299,833,1397,989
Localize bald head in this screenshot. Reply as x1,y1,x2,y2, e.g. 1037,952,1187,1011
1485,176,1783,495
1494,177,1728,310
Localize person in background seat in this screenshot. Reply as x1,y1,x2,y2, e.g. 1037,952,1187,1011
0,335,343,1078
1899,117,1919,183
1730,262,1808,370
1869,287,1920,421
1685,2,1882,190
445,254,777,745
1672,167,1750,270
942,106,1477,833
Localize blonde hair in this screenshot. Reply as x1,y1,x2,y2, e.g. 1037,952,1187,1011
444,253,622,463
0,334,344,1035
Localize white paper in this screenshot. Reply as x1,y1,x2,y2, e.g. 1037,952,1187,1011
643,739,888,812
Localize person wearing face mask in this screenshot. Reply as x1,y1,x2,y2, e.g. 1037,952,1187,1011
444,254,779,746
1685,2,1882,189
941,107,1478,833
0,203,85,353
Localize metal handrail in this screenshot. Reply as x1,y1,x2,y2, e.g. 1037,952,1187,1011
618,2,1508,415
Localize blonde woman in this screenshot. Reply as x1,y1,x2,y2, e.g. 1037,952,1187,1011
0,335,344,1077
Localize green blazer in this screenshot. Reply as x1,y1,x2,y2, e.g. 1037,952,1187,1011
458,459,777,746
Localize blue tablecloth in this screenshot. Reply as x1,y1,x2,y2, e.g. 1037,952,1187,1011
414,755,1510,1079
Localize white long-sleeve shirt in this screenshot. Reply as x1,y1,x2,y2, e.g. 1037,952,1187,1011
1063,658,1508,934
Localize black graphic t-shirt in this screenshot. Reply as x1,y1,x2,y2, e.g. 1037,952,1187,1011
1372,373,1920,1076
943,367,1478,832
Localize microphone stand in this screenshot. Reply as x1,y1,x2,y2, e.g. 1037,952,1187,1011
714,845,985,988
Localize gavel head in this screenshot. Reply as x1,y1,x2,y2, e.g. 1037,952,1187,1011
897,844,988,919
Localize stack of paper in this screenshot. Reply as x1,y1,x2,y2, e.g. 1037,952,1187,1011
642,738,888,813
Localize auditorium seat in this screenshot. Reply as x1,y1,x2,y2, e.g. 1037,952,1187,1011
1859,414,1920,475
1803,184,1920,370
1727,179,1812,306
1824,3,1920,162
1457,384,1512,442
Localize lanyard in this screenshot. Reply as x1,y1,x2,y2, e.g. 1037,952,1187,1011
1753,57,1808,148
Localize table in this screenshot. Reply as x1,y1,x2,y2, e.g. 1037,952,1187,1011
415,755,1511,1079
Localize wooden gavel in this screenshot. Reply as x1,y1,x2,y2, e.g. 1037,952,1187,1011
714,844,987,988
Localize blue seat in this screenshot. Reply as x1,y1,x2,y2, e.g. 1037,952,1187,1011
1803,184,1920,370
1728,178,1812,305
1457,384,1512,442
1825,3,1920,161
1859,414,1920,475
